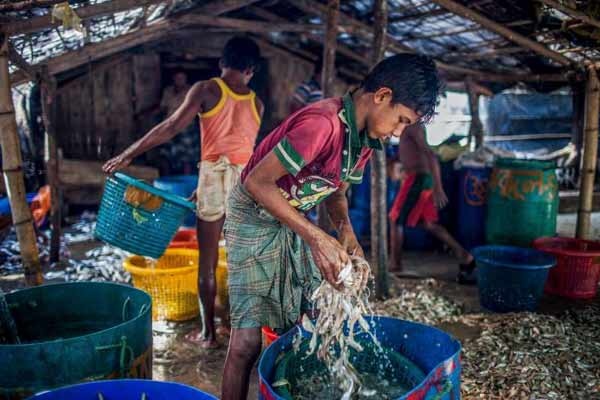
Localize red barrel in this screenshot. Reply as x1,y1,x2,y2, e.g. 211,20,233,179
533,237,600,299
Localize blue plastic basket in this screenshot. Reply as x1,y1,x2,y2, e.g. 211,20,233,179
95,172,195,258
27,379,217,400
154,175,198,227
473,245,556,312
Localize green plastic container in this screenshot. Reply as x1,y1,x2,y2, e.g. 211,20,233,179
0,282,152,400
486,158,558,247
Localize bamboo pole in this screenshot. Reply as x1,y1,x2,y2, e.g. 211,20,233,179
178,14,332,33
40,72,61,263
576,66,599,239
429,0,572,66
370,0,389,299
466,78,484,149
317,0,339,231
321,0,339,98
538,0,600,30
0,36,42,285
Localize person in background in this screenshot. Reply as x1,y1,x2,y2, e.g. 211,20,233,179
103,36,264,349
288,59,323,114
221,54,441,400
388,123,476,284
156,70,199,174
160,69,191,118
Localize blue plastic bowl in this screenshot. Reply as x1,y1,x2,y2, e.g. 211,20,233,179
473,245,556,312
27,379,217,400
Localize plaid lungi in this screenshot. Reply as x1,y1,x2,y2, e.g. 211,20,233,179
224,183,322,330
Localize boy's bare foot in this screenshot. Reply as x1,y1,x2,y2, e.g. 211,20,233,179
184,329,220,349
457,258,477,285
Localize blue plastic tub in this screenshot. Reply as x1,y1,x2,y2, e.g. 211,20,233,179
258,316,462,400
154,175,198,227
473,245,556,312
0,193,38,216
27,379,217,400
457,166,491,250
95,173,195,258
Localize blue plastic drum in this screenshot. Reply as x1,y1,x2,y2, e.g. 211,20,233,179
154,175,198,227
457,166,491,250
258,316,462,400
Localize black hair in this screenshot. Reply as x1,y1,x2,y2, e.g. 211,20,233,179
362,53,442,123
221,36,261,72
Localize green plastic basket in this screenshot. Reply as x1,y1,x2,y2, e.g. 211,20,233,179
273,338,426,399
95,172,195,258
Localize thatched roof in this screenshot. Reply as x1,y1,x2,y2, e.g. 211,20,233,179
4,0,600,91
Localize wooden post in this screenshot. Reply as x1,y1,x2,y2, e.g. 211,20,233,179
370,0,389,299
576,66,599,238
40,71,61,263
466,78,484,149
317,0,339,230
0,36,42,285
321,0,339,98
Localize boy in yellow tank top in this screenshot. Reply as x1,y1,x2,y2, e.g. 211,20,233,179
104,37,263,349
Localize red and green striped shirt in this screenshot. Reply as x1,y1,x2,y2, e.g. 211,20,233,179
241,94,382,211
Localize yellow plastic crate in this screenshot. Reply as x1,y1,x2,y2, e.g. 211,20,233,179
124,248,199,321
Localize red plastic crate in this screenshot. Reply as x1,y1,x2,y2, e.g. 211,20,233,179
533,237,600,299
169,228,198,249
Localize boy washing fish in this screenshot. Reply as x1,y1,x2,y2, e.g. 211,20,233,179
103,36,263,349
222,54,441,400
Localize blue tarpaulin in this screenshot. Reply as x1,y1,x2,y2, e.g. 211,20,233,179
483,92,573,154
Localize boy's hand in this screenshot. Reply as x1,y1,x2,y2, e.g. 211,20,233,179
339,229,365,258
308,230,349,288
433,187,448,209
103,153,132,174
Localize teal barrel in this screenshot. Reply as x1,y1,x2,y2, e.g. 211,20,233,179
0,282,152,400
486,158,558,247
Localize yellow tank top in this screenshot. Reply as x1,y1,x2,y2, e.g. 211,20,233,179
199,77,261,165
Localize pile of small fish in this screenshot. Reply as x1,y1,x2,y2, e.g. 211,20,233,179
301,255,377,400
0,231,69,276
45,245,131,284
0,212,131,284
63,211,97,244
455,305,600,399
372,279,463,325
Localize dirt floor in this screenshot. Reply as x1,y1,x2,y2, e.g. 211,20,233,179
1,213,599,399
